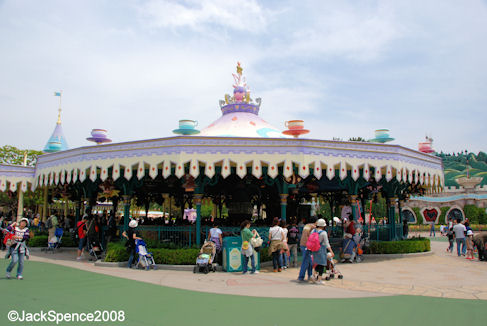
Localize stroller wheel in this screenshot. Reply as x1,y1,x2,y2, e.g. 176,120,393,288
203,266,209,274
338,275,343,279
325,276,330,281
193,266,197,273
330,274,335,278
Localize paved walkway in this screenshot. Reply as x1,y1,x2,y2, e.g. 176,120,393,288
28,238,487,300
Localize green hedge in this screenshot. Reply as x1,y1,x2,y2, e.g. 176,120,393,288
364,237,430,254
28,234,77,248
104,242,272,264
104,242,200,265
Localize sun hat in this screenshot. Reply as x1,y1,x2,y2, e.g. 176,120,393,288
333,216,341,223
467,230,473,236
316,218,326,227
19,218,30,226
129,220,138,228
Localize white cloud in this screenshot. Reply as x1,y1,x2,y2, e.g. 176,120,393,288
138,0,268,33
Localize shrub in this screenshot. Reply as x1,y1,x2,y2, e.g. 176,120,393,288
364,237,430,254
27,233,77,247
104,241,199,265
28,235,48,247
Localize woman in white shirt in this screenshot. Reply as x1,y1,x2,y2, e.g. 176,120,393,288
269,217,284,272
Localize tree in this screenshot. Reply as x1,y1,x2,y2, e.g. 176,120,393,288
0,145,43,166
348,137,367,142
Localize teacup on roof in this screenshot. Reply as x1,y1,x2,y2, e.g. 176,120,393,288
369,129,394,143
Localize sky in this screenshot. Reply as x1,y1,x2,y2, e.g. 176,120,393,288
0,0,486,154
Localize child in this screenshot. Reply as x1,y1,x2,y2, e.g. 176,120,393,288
446,227,454,253
466,230,475,260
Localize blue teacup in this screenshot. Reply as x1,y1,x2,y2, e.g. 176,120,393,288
179,120,198,130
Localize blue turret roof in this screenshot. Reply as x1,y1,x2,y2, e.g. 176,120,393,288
44,122,69,153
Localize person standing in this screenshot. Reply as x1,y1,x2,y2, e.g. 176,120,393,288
122,220,142,268
429,222,436,237
466,230,475,260
279,220,289,269
240,220,258,274
297,217,316,282
453,219,466,256
269,218,284,272
47,214,59,242
76,216,88,260
447,225,454,253
5,218,30,279
311,219,334,284
287,220,299,267
208,223,223,265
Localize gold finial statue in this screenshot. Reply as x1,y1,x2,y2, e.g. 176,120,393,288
236,62,243,75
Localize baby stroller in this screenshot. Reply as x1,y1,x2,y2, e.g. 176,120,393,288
44,228,64,253
193,240,216,274
325,253,343,281
135,239,156,270
88,237,104,261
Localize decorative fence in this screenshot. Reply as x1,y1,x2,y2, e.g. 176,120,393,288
108,224,404,248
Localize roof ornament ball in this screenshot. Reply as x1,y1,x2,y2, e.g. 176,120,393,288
86,129,112,145
369,129,394,143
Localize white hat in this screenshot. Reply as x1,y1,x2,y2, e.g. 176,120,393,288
467,230,473,236
333,217,341,223
316,218,326,227
19,218,30,226
129,220,138,228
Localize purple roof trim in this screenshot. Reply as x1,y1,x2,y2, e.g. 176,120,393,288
35,136,443,171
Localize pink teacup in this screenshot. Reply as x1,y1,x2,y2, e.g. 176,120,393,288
285,120,304,130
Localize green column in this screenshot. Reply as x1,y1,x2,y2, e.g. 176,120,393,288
389,203,396,240
75,201,81,224
194,194,203,246
123,195,131,231
280,194,288,222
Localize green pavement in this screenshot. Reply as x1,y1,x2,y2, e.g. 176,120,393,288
1,260,486,326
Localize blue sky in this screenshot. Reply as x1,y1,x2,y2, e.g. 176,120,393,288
0,0,486,153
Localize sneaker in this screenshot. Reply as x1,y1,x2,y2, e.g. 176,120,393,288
76,256,82,260
6,272,11,279
242,271,247,275
250,270,259,274
17,275,23,280
316,280,324,285
273,269,278,273
278,268,282,272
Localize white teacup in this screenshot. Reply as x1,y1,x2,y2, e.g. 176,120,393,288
91,129,108,138
374,129,390,139
179,120,198,130
285,120,304,130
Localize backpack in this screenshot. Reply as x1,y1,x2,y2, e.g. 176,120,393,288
306,230,322,252
288,227,299,244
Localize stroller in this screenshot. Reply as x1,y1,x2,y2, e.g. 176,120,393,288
44,228,64,253
193,240,216,274
325,253,343,280
135,239,156,270
88,237,104,261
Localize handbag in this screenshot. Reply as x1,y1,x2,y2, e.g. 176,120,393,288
250,233,263,248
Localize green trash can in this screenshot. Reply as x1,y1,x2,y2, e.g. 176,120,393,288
222,236,260,272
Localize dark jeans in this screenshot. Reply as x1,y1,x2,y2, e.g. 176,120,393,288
242,254,255,273
272,251,281,270
128,247,136,268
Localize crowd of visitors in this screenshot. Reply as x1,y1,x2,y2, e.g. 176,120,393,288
440,218,486,261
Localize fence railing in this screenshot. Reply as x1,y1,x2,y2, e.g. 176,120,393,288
105,223,405,248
